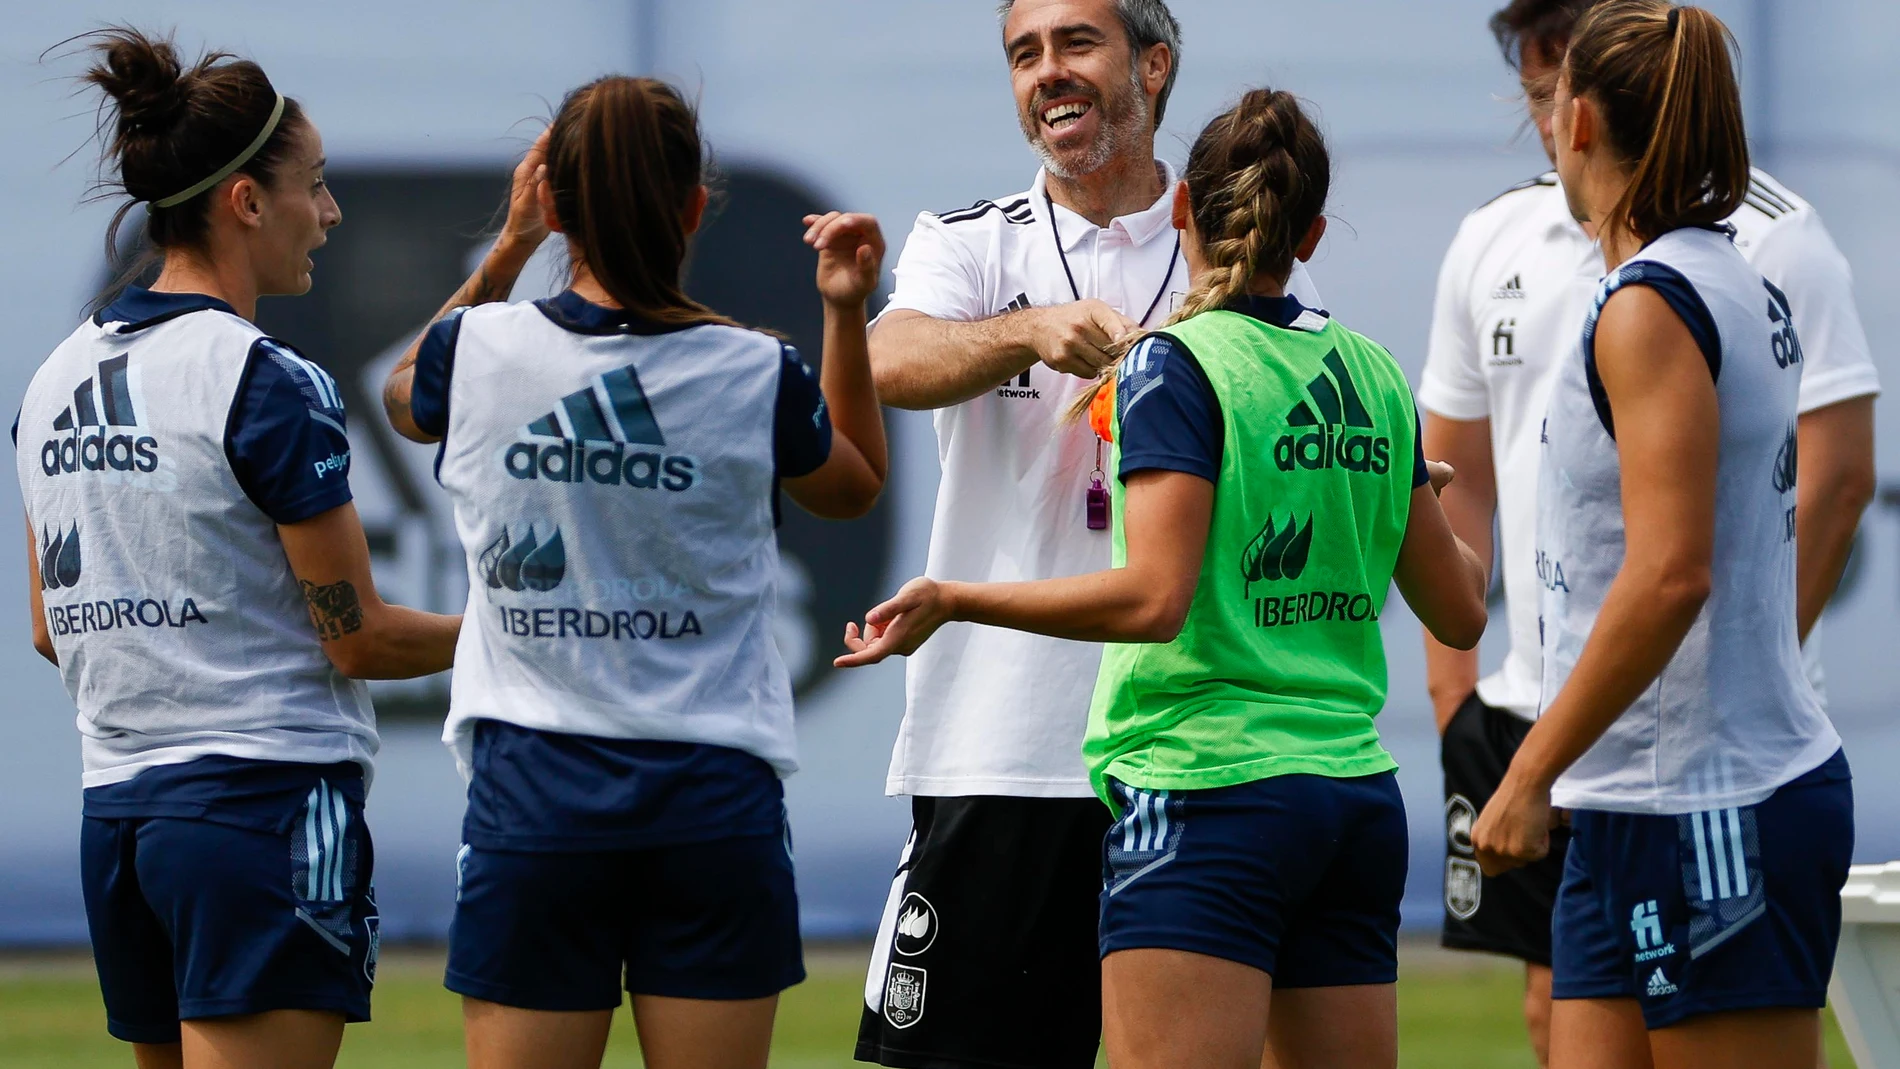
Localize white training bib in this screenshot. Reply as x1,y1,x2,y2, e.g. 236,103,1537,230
16,306,375,787
435,301,797,778
1538,227,1838,814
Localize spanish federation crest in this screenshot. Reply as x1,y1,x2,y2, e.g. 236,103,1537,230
1446,857,1482,921
883,964,927,1029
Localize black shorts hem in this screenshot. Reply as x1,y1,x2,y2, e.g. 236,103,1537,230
178,992,368,1024
855,1038,1088,1069
626,965,807,1002
445,970,622,1013
1440,931,1553,968
106,1018,183,1045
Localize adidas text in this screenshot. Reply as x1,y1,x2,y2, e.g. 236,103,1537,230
495,605,702,641
1646,968,1678,997
40,428,159,477
1274,423,1392,476
503,441,697,491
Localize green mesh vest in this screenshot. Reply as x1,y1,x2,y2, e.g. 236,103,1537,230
1085,308,1418,803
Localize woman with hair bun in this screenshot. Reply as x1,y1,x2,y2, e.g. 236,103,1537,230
383,75,887,1069
16,26,460,1069
1471,4,1853,1066
838,87,1487,1069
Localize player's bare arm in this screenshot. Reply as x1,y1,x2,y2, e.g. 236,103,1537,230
834,468,1211,664
279,502,461,679
384,129,551,442
1420,413,1498,731
870,298,1138,411
1795,395,1876,640
785,211,890,519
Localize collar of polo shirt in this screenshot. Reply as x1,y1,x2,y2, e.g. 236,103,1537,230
1031,161,1180,252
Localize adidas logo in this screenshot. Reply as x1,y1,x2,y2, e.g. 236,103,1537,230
997,295,1040,398
1240,513,1314,596
1493,274,1526,300
40,522,81,590
1646,967,1678,997
39,354,159,477
1274,350,1392,476
478,525,566,594
502,363,697,492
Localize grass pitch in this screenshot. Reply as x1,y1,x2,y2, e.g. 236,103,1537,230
0,942,1857,1067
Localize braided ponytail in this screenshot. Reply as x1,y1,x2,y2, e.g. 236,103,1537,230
1064,88,1330,425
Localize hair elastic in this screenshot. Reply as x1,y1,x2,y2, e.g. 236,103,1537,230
150,92,286,209
1666,6,1681,33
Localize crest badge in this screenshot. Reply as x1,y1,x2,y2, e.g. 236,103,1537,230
883,964,927,1029
1446,857,1482,920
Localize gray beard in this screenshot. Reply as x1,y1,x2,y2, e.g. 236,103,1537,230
1027,72,1150,180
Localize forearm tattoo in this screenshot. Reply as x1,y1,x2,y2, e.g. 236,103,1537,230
301,579,365,641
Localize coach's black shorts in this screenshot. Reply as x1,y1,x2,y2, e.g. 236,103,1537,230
856,795,1111,1069
1441,691,1571,966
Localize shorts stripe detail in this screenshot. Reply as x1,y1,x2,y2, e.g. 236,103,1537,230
303,785,323,900
1690,808,1715,901
1724,808,1748,897
1708,811,1732,900
295,906,352,954
1151,791,1169,851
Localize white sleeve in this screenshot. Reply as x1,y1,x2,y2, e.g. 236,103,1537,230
872,213,989,327
1750,210,1881,413
1417,218,1491,420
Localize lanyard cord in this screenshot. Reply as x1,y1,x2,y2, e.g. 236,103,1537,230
1044,188,1181,328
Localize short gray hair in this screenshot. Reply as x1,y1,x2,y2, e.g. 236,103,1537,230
997,0,1183,126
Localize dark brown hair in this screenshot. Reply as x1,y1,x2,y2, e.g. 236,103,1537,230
544,76,739,330
78,26,306,260
1067,88,1329,422
1564,1,1749,245
1490,0,1595,70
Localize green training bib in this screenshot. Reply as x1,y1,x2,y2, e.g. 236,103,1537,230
1085,308,1418,804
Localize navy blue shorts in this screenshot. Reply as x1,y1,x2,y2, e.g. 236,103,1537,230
82,773,378,1044
1099,771,1407,987
1552,750,1853,1029
446,832,805,1009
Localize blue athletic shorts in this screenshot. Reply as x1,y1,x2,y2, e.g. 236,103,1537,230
1552,749,1853,1029
81,766,377,1044
445,832,805,1009
1099,771,1407,986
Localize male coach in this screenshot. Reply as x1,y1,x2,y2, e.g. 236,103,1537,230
855,2,1323,1067
1420,2,1881,1066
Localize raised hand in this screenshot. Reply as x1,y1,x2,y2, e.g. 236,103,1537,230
1030,299,1140,378
498,127,552,257
804,211,886,307
834,577,952,668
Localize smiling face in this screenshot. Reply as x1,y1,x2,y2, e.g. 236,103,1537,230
248,121,341,296
1004,0,1153,179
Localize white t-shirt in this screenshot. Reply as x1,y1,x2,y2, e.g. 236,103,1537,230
1420,169,1880,721
879,163,1322,796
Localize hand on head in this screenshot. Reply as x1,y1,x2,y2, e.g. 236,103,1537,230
499,128,552,255
804,212,887,307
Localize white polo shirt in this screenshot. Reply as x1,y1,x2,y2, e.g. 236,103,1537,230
1421,168,1880,722
879,162,1321,797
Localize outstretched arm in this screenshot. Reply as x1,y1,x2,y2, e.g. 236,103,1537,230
385,130,551,443
834,469,1212,666
1418,414,1496,730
